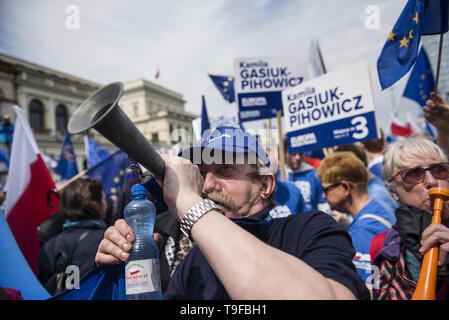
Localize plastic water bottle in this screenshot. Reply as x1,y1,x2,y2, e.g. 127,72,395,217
124,184,162,300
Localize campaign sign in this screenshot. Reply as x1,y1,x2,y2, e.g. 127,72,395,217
234,56,309,122
282,62,379,153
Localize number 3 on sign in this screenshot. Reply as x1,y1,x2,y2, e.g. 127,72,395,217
351,116,369,139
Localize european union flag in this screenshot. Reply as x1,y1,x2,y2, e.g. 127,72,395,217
403,47,434,106
377,0,449,90
86,150,137,197
403,47,436,137
84,135,110,167
422,0,449,35
377,0,425,90
201,95,210,136
54,132,79,180
208,74,235,103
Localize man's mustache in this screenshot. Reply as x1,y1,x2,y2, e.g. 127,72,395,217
205,191,237,211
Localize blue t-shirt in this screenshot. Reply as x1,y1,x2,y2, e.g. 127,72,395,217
368,156,383,180
369,162,382,179
164,208,370,300
285,164,326,211
367,175,399,224
271,181,305,218
347,199,393,282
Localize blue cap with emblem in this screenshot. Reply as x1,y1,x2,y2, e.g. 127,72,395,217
179,126,270,167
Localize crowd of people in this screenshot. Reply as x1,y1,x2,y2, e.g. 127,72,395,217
27,91,449,300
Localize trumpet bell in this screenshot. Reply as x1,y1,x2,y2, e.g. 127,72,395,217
68,81,165,180
68,82,123,135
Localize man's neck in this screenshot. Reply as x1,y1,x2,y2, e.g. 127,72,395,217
346,192,371,217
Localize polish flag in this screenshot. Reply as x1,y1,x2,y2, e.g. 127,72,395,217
4,105,59,276
390,114,412,137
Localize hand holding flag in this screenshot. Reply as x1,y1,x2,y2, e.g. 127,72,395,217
423,92,449,131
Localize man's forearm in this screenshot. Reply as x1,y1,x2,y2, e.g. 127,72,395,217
190,210,356,300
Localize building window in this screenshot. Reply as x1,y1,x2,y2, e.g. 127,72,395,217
29,99,44,130
152,132,159,143
56,104,68,133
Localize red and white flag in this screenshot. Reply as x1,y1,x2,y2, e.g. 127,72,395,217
4,105,59,275
390,114,412,137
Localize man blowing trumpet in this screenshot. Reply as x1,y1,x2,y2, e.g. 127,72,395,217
95,126,369,300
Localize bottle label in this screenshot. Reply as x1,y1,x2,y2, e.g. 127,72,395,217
125,259,161,295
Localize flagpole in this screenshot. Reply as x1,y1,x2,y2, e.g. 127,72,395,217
268,118,272,150
316,39,327,74
434,33,444,94
316,39,333,156
57,170,87,192
276,110,285,182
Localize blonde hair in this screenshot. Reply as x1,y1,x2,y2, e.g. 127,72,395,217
382,138,448,188
317,151,369,193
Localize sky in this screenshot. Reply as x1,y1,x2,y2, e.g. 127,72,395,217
0,0,430,135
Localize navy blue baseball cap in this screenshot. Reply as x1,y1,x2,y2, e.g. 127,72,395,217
179,126,270,167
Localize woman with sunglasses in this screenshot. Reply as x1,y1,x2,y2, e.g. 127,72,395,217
371,138,449,300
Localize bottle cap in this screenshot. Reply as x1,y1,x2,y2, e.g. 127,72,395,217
131,184,147,198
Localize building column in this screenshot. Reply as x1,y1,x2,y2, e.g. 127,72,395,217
47,97,56,136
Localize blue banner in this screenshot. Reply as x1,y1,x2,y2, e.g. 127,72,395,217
0,209,50,300
287,112,378,154
237,91,284,121
234,56,308,122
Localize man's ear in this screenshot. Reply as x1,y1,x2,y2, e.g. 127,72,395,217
259,174,276,200
341,180,351,195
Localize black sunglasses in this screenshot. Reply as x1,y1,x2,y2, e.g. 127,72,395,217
388,162,449,185
322,182,343,194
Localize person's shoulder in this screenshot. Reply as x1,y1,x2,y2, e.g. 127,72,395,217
352,201,392,231
277,180,301,193
367,199,394,219
273,210,345,233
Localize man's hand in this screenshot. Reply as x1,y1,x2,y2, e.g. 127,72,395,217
160,154,204,221
95,219,134,265
95,219,163,265
423,92,449,130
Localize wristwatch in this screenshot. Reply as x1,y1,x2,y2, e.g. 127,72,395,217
180,198,223,241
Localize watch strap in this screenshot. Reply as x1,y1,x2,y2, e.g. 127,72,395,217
179,198,222,241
